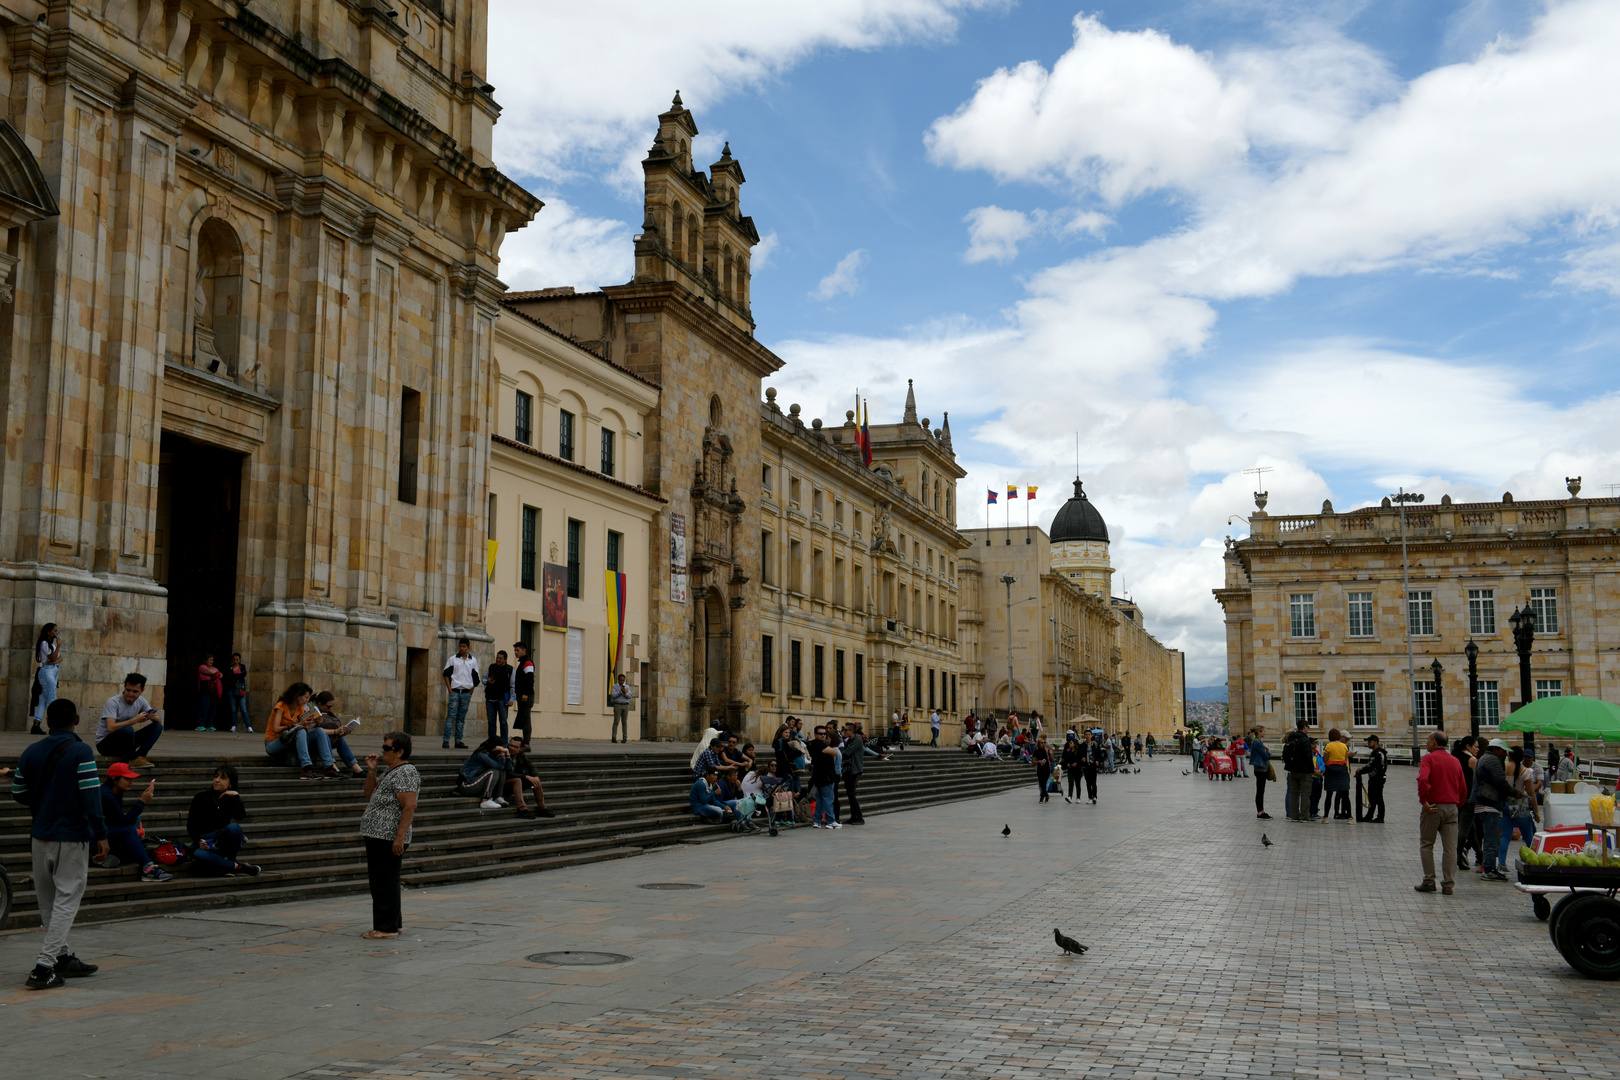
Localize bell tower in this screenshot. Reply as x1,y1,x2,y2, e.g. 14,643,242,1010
633,93,761,333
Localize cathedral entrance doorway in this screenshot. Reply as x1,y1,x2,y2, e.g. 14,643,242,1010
694,588,731,732
156,432,244,729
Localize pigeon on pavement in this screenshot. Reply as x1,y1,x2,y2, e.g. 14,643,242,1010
1053,928,1088,955
1261,834,1273,847
1002,824,1012,837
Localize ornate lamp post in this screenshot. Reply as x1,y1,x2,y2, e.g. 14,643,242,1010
1464,638,1480,740
1510,604,1537,754
1430,657,1444,732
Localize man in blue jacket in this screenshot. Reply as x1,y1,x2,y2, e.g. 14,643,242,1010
10,698,107,990
689,769,735,824
99,762,173,883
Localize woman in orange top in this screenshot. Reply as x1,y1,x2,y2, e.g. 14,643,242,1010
1323,728,1353,820
264,681,337,778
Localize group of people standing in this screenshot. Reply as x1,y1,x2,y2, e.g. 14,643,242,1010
1263,721,1388,823
1413,731,1546,893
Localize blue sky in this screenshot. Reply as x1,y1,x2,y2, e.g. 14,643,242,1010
488,1,1620,683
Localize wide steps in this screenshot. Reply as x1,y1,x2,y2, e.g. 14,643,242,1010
0,749,1031,929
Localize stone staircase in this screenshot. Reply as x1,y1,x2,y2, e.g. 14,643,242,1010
0,746,1032,930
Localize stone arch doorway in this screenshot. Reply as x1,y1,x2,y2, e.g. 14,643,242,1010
692,586,732,732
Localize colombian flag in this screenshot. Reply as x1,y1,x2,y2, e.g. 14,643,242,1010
986,488,998,504
1027,486,1038,500
1006,485,1018,500
605,570,627,693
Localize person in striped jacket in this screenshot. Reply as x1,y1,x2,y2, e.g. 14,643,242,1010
10,698,107,989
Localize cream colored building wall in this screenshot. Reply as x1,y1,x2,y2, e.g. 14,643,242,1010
1116,605,1184,740
486,312,660,739
756,392,968,744
0,2,539,729
1052,538,1112,599
1217,494,1620,752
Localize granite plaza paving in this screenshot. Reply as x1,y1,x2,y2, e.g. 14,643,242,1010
2,752,1613,1080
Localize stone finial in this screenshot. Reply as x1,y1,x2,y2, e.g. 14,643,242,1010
1567,476,1583,498
765,386,777,405
789,403,802,426
903,378,918,424
1441,494,1452,505
671,90,683,108
812,417,823,430
1503,491,1514,505
921,417,930,430
1253,490,1268,512
1321,499,1333,514
845,410,856,425
940,412,953,448
1381,496,1392,508
720,141,732,160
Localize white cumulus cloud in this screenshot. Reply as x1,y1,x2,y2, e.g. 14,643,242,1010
497,197,634,293
812,249,868,300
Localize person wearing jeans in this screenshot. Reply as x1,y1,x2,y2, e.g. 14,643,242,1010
609,674,633,743
33,623,62,732
264,683,337,778
95,674,165,767
186,764,258,875
225,654,252,733
482,650,512,743
441,638,480,749
1473,738,1513,880
1248,728,1272,819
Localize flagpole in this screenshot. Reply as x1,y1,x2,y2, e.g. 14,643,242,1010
1025,490,1030,545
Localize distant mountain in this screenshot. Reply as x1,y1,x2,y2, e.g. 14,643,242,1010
1186,684,1228,703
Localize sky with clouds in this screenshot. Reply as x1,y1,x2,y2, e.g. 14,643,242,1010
486,0,1620,686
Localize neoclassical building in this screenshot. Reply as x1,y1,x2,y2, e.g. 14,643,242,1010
1216,484,1620,750
757,382,968,742
2,2,539,728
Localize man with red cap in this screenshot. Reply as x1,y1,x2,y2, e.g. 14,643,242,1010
99,762,172,883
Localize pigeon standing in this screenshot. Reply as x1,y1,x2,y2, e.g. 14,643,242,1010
1002,824,1012,837
1053,928,1088,955
1261,834,1273,847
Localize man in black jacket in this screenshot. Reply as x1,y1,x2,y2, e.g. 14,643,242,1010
1357,735,1388,823
1282,718,1315,822
1452,735,1480,869
10,699,106,990
841,723,867,824
512,642,535,743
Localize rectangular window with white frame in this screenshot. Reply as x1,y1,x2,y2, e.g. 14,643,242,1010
1476,679,1499,726
1289,593,1316,638
1407,590,1434,636
1467,588,1496,635
1530,588,1559,634
1293,682,1318,728
1413,681,1438,725
1346,592,1374,638
1535,678,1562,699
1351,681,1378,727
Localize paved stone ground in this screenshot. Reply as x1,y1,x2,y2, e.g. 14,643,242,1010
2,754,1611,1079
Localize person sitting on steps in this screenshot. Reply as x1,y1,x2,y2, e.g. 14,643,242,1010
264,683,340,780
503,737,554,818
309,691,363,777
96,762,171,882
186,763,259,876
455,737,510,809
95,673,164,769
689,767,737,824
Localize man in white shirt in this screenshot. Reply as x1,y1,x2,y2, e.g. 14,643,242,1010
929,709,941,747
96,672,164,767
441,638,480,750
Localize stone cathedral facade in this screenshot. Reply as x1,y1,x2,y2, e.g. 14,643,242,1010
1,1,539,728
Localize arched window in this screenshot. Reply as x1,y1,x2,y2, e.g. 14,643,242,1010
194,218,244,375
688,216,701,272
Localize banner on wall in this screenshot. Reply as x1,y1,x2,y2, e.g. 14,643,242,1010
565,627,584,706
669,513,689,603
605,570,627,692
542,563,568,631
485,539,498,604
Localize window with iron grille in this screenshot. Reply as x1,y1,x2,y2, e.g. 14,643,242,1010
558,409,575,461
1530,588,1559,634
606,530,621,573
600,429,615,476
521,506,537,591
1293,682,1318,728
1289,593,1316,638
1407,590,1434,636
1468,588,1495,635
515,391,533,445
1351,681,1377,727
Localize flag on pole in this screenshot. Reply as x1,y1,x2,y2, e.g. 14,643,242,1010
605,570,627,692
859,399,873,467
986,488,998,504
1006,485,1019,500
1027,486,1038,500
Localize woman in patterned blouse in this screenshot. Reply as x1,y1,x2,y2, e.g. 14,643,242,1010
359,731,420,939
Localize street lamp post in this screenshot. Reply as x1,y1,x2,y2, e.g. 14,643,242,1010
1391,488,1425,765
1001,573,1017,718
1510,604,1538,755
1465,638,1480,740
1430,657,1444,732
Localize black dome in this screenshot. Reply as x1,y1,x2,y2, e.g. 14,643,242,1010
1050,479,1108,543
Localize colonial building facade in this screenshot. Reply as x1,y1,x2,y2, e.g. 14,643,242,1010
485,304,660,739
1216,485,1620,753
757,382,967,743
507,95,778,741
3,1,539,729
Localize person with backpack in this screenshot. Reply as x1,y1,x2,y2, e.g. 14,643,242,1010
1282,718,1315,822
10,698,106,990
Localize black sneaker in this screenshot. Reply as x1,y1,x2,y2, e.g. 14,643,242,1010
536,807,555,818
320,766,342,780
442,741,451,749
516,809,537,819
454,742,468,749
300,766,317,780
95,854,122,870
237,863,262,877
25,964,64,990
54,954,98,978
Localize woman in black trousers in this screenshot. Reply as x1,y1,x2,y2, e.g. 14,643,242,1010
360,731,420,938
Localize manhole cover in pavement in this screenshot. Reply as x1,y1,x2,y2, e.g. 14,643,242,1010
638,882,705,890
527,951,633,966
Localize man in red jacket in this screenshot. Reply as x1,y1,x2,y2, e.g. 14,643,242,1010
1416,730,1468,894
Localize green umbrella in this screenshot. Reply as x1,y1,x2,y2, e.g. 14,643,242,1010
1498,696,1620,742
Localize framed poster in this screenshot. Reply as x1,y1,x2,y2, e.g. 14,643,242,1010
669,512,689,603
542,562,568,631
565,627,584,705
